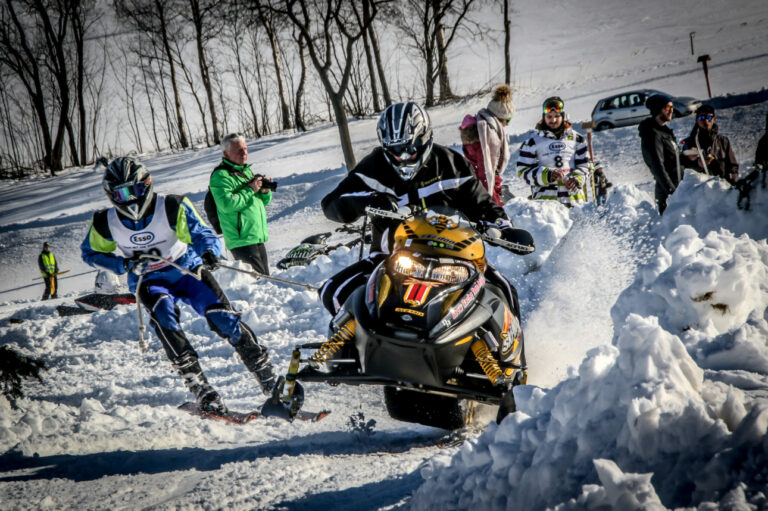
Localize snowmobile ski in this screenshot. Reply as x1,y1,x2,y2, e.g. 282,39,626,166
178,402,330,423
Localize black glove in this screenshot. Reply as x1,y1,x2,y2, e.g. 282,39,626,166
366,193,399,213
123,254,146,275
201,251,219,271
485,219,535,255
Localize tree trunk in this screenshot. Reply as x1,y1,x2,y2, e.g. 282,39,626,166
260,12,292,131
65,117,80,166
361,23,381,112
330,93,356,170
435,22,454,101
504,0,511,84
156,0,189,149
294,34,308,132
140,55,162,152
232,30,261,137
365,0,391,106
189,0,220,144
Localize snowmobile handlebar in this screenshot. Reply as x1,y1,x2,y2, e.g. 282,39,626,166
363,207,535,255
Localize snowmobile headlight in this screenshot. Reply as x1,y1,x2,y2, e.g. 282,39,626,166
430,264,470,284
393,255,427,279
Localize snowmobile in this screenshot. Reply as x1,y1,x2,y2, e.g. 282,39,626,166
276,223,371,270
270,207,534,430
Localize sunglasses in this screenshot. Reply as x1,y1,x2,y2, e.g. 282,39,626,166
543,100,564,114
697,114,714,121
112,181,149,203
663,104,674,112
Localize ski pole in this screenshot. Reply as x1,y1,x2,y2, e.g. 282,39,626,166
218,264,319,292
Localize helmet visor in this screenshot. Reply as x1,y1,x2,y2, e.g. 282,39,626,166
112,181,149,203
543,99,564,114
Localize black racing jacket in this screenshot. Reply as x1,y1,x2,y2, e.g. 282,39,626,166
638,118,681,195
321,144,507,256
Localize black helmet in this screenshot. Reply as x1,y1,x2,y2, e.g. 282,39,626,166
103,157,154,221
377,102,433,180
542,96,565,115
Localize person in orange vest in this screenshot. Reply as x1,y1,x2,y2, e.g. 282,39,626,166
38,242,59,300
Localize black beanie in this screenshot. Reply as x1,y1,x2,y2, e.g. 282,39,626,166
646,94,672,116
696,104,715,116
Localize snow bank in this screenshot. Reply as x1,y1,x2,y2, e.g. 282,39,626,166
410,176,768,510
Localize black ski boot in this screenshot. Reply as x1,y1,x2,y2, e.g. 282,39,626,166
173,352,227,414
235,326,277,395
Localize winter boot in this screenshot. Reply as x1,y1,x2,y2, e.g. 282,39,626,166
235,326,277,395
173,352,227,414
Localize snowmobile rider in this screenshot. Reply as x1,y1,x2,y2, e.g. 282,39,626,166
38,241,59,300
80,157,277,415
638,94,681,214
680,104,739,185
516,96,590,206
319,101,524,322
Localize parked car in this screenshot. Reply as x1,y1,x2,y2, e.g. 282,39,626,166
591,89,702,131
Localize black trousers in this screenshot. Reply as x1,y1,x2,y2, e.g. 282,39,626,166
230,243,270,275
42,275,58,300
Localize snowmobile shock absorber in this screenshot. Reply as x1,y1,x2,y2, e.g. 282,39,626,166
471,340,503,384
309,320,356,368
280,347,302,404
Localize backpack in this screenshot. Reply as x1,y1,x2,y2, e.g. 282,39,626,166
204,189,222,234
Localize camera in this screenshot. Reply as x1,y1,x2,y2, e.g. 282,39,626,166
251,174,278,191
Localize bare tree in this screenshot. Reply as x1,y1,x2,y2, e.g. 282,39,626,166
502,0,511,84
364,0,392,106
396,0,477,106
117,0,191,149
184,0,221,144
276,0,376,170
258,5,293,131
293,30,309,132
355,2,380,112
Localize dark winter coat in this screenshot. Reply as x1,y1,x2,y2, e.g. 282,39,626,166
638,117,681,196
321,145,507,256
680,124,739,184
756,132,768,167
594,168,612,197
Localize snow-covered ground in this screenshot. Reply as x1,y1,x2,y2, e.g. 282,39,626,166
1,0,768,509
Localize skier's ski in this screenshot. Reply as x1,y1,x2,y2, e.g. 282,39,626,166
178,402,330,423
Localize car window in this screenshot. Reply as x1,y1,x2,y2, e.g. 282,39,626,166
601,97,620,110
628,94,642,106
619,95,629,108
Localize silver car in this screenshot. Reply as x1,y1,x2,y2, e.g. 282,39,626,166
591,89,702,131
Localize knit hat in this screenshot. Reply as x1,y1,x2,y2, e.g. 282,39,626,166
43,242,50,249
696,104,715,116
645,94,672,116
487,84,515,120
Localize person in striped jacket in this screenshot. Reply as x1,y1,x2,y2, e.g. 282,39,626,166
516,97,590,206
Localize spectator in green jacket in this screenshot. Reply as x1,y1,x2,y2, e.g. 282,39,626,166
38,242,59,300
209,133,275,274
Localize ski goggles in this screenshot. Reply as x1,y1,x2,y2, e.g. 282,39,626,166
384,142,419,162
543,100,564,114
697,114,714,121
111,181,149,203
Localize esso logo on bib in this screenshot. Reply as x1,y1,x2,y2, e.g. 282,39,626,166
130,232,155,245
549,142,566,151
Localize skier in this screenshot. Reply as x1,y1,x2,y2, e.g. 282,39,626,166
638,94,681,214
593,161,613,207
80,157,276,414
680,105,739,184
319,101,525,335
516,96,590,206
38,242,59,300
459,84,515,206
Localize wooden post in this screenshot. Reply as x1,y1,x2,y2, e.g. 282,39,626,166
689,32,695,55
697,54,712,98
581,121,597,203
